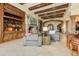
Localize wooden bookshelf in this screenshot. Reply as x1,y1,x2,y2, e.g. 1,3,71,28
0,3,25,43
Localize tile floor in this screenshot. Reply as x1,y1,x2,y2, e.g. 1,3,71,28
0,34,71,56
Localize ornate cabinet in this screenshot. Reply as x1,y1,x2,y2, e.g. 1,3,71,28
0,3,25,43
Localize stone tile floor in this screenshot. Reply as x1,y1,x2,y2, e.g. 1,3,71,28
0,37,71,56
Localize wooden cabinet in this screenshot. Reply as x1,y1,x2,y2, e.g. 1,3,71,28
67,34,79,55
67,34,74,48
0,4,4,43
0,3,25,43
67,15,79,55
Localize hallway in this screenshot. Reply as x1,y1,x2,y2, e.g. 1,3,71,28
0,35,71,56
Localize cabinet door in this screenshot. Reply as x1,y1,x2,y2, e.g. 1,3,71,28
12,33,17,40
0,4,4,43
3,33,10,41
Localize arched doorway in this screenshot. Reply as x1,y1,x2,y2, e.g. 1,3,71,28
57,23,62,33
47,24,54,31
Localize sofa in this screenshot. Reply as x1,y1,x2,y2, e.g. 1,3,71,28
23,34,42,46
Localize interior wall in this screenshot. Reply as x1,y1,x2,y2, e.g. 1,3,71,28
66,18,72,33
67,3,79,34
61,3,79,34
71,3,79,15
63,17,72,34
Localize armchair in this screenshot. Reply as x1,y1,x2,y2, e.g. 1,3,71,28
23,34,42,46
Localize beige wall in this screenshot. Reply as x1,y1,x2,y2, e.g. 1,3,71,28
71,4,79,15
67,3,79,34
61,3,79,34
71,4,79,34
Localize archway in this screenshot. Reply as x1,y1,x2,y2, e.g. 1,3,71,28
57,23,63,33
47,24,54,31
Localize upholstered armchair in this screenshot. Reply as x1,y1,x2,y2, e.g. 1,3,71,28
23,34,42,46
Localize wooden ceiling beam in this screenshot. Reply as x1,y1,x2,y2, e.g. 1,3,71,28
40,12,65,18
41,13,64,18
29,3,52,10
38,9,66,17
41,16,63,19
43,20,63,24
41,13,64,19
34,3,69,14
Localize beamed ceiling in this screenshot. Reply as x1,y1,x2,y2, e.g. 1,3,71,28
29,3,53,10
28,3,69,21
41,13,64,19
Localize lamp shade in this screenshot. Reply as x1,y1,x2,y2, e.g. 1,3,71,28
43,27,48,31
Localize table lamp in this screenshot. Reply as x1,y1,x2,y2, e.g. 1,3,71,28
43,27,48,31
43,27,48,36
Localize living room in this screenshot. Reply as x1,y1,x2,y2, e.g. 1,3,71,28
0,3,79,56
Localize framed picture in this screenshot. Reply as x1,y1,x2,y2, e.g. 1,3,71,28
27,15,37,27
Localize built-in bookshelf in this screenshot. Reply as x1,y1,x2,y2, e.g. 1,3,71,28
0,3,25,43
